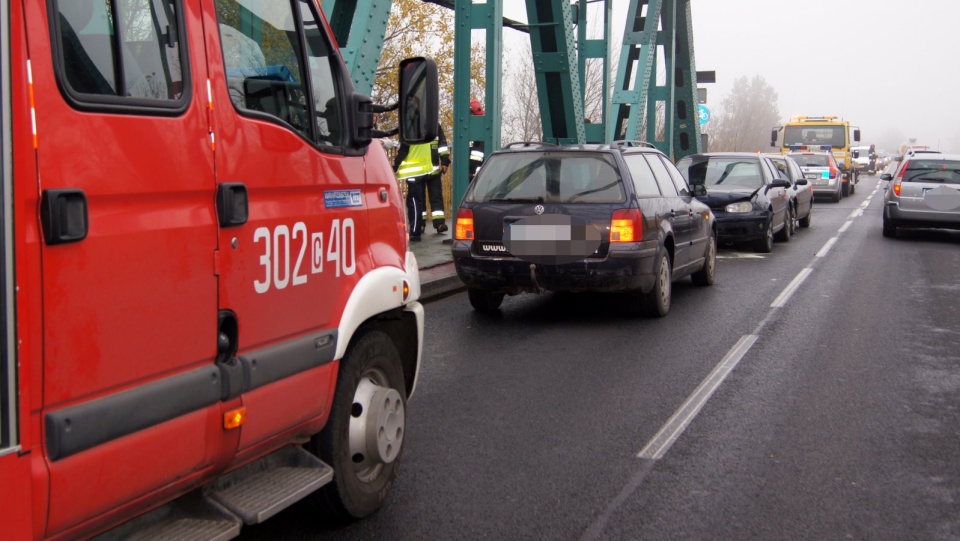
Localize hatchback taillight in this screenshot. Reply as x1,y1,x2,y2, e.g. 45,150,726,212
893,160,909,196
610,209,643,242
455,208,475,240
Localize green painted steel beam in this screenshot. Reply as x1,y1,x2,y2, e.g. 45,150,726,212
670,0,702,159
321,0,393,95
452,0,502,210
526,0,584,145
578,0,612,143
609,0,662,145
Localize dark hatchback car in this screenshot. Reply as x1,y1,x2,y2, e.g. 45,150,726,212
675,153,792,253
452,142,717,316
765,153,814,232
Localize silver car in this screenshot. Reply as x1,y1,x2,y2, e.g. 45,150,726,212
880,153,960,238
787,152,845,202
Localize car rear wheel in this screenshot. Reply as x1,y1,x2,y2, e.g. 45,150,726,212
468,288,505,312
775,206,793,242
833,187,842,202
799,204,812,228
691,232,716,287
882,215,897,238
643,251,672,317
754,221,774,253
308,330,406,520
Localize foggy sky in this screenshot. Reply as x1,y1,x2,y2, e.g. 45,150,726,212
503,1,960,154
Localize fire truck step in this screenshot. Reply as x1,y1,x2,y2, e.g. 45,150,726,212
209,445,334,525
93,492,241,541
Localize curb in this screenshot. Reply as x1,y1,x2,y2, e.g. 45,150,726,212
417,262,464,302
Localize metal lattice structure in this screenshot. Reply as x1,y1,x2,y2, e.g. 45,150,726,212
321,0,702,207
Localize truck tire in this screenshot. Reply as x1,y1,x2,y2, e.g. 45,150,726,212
308,330,407,520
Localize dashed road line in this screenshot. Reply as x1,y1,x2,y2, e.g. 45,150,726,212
771,268,813,308
637,334,759,460
838,221,852,233
817,237,838,257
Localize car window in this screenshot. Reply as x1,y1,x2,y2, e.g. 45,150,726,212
659,156,691,196
789,154,830,167
787,159,804,181
769,158,790,178
623,155,662,197
676,157,763,188
467,152,626,204
783,125,846,147
217,0,341,144
901,159,960,184
55,0,187,104
644,155,679,196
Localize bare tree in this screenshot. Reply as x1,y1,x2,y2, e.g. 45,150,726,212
708,75,781,152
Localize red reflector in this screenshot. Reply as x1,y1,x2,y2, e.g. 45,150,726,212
610,209,643,242
897,160,909,180
455,208,475,240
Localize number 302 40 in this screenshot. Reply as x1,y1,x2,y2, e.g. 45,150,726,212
252,219,356,294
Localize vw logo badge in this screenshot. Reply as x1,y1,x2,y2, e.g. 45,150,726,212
534,204,545,215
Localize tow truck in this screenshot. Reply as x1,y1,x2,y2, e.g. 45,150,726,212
772,116,861,196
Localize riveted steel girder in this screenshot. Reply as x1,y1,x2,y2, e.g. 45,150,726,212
321,0,393,95
525,0,584,145
609,0,700,159
578,0,612,144
451,0,502,210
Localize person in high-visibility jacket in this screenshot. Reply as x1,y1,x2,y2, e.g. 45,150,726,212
393,124,451,239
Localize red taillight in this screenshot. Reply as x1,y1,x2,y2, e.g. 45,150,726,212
610,209,643,242
829,161,838,178
455,208,475,240
893,160,908,196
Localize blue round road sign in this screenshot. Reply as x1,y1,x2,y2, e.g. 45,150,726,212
698,105,710,125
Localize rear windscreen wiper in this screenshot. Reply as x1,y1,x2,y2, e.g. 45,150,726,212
488,196,545,203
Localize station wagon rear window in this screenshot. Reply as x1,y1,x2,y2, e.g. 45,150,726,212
467,152,625,204
902,160,960,184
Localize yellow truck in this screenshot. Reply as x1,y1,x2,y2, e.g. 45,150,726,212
771,116,862,196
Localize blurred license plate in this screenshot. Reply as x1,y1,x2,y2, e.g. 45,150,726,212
508,223,572,241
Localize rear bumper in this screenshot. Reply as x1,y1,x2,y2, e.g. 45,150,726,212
885,202,960,230
452,240,659,294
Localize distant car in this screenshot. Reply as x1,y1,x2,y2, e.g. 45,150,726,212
787,151,845,202
675,152,792,253
452,141,717,316
880,153,960,238
765,153,814,231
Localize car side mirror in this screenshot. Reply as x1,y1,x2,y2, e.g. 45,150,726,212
692,184,707,197
770,179,791,189
880,173,893,181
398,57,439,144
795,178,809,186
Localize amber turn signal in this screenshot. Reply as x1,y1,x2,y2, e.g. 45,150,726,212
223,407,247,430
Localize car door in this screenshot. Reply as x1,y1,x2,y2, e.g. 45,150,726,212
204,0,368,451
30,0,222,534
643,154,693,269
660,155,710,270
786,157,812,219
762,157,789,230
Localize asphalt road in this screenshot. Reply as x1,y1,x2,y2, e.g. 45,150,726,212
243,174,960,540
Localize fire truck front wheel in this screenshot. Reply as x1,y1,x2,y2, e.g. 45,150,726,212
308,329,407,520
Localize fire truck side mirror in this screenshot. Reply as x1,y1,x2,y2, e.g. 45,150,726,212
398,57,439,145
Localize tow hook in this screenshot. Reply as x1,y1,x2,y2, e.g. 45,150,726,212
529,263,544,294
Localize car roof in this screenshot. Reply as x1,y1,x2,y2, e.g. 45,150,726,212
680,152,761,159
494,141,666,155
903,153,959,161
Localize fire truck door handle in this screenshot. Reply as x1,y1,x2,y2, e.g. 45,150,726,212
41,189,88,245
216,183,248,227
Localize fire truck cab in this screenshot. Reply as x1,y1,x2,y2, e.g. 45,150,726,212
1,0,437,538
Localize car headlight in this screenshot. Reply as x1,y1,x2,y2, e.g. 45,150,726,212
725,201,753,213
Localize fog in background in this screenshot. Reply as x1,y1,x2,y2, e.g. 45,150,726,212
502,1,960,154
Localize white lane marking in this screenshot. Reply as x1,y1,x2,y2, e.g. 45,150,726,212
838,221,852,233
860,200,870,208
817,237,838,258
771,268,813,308
848,208,864,219
637,335,759,460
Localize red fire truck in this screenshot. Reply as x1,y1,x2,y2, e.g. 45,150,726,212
1,0,436,538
